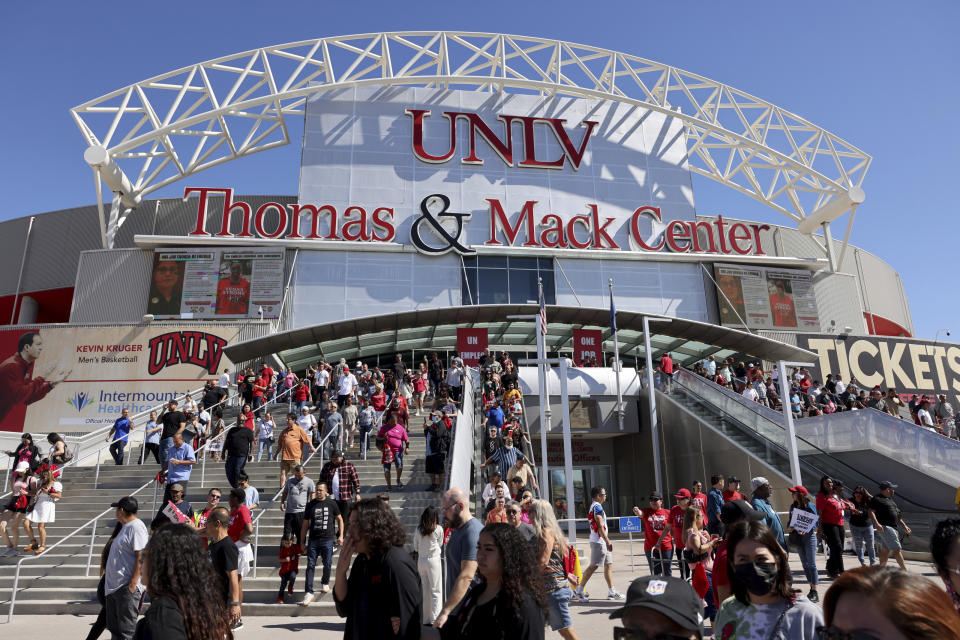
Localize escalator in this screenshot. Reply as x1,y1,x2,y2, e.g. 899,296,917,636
665,369,957,549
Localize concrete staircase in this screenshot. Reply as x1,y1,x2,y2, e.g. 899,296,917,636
0,401,439,617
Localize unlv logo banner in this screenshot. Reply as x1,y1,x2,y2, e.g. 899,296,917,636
0,325,239,433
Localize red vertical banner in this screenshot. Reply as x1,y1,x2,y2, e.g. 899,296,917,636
456,328,489,367
573,328,603,366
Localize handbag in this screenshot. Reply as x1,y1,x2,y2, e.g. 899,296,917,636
682,547,709,564
788,530,803,549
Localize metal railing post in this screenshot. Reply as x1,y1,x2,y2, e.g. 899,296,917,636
85,515,99,577
152,479,159,514
94,449,102,489
7,558,24,622
2,457,10,493
252,519,260,579
201,448,207,487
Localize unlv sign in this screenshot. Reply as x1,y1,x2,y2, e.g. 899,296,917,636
407,109,597,170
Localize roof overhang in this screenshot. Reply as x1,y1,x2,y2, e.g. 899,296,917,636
224,305,816,370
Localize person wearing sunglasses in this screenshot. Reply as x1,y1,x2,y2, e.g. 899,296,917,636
608,575,704,640
194,489,222,541
818,565,960,640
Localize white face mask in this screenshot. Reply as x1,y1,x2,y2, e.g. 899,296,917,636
504,444,513,450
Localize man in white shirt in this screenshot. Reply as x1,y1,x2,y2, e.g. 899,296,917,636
834,375,847,396
105,496,148,640
445,361,464,403
336,367,358,409
218,369,233,405
704,356,716,377
918,399,938,433
741,385,759,403
576,486,624,602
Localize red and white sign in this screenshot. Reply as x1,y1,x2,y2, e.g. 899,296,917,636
573,329,603,366
456,328,488,367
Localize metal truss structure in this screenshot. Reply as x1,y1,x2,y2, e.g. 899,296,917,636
72,31,870,252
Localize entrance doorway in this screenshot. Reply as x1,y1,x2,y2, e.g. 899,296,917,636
548,465,613,524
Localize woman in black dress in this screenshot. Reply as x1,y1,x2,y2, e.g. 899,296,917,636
427,522,546,640
135,523,230,640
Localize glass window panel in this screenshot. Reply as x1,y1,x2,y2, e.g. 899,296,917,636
478,269,509,304
461,269,478,305
509,269,539,304
461,256,478,268
538,257,553,270
508,257,538,270
477,256,508,268
540,271,556,304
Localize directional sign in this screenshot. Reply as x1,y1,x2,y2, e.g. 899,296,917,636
619,516,643,533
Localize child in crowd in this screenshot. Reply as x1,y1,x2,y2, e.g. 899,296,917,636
277,531,302,603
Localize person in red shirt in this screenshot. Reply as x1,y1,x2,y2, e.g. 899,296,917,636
690,480,708,521
252,374,270,416
722,476,745,503
370,387,387,412
227,488,255,616
216,262,251,315
816,476,846,578
633,492,673,576
669,488,693,580
769,280,797,327
658,352,675,393
277,531,303,603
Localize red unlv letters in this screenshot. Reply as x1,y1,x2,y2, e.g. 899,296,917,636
148,331,227,376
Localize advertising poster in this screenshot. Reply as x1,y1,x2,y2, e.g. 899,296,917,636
572,329,603,366
798,333,960,406
456,328,488,367
148,248,284,320
0,325,239,433
714,264,820,331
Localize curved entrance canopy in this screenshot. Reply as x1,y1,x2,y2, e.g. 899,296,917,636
74,31,868,226
224,305,816,371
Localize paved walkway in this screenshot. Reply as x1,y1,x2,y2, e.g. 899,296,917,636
0,547,938,638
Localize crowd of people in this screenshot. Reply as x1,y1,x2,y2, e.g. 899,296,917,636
686,355,958,436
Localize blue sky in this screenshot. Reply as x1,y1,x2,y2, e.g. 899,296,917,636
1,1,956,339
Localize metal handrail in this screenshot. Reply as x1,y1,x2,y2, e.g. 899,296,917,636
249,427,332,579
5,385,303,621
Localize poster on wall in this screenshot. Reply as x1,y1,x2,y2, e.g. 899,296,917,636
714,264,820,331
573,329,603,366
798,333,960,406
0,325,239,433
456,328,488,367
147,248,284,320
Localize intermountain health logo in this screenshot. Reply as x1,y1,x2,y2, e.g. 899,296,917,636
68,391,94,412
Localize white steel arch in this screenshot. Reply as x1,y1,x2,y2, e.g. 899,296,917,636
72,31,869,232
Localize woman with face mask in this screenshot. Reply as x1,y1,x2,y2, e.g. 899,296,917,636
713,520,822,640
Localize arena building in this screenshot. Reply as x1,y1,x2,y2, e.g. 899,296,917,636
0,32,954,528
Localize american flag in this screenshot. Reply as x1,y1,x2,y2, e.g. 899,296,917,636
538,279,548,338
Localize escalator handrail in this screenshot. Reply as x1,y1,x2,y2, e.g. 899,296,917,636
673,370,953,514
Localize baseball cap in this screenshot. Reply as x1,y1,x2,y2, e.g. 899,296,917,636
879,481,898,490
111,496,139,514
788,485,809,496
14,461,29,473
673,488,692,499
649,491,663,501
609,576,703,631
720,499,765,525
727,475,740,483
750,476,770,492
331,449,344,458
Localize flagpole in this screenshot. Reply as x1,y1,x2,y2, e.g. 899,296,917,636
609,279,624,431
537,278,550,496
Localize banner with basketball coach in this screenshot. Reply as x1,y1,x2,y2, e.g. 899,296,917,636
0,325,240,433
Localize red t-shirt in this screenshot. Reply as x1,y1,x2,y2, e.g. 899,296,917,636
816,493,845,526
669,505,686,549
252,375,269,399
712,540,729,605
240,411,255,430
279,544,303,575
216,278,251,315
659,356,674,375
642,507,673,551
722,490,744,503
371,393,387,411
228,504,252,542
294,385,309,402
769,293,797,327
691,493,708,520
